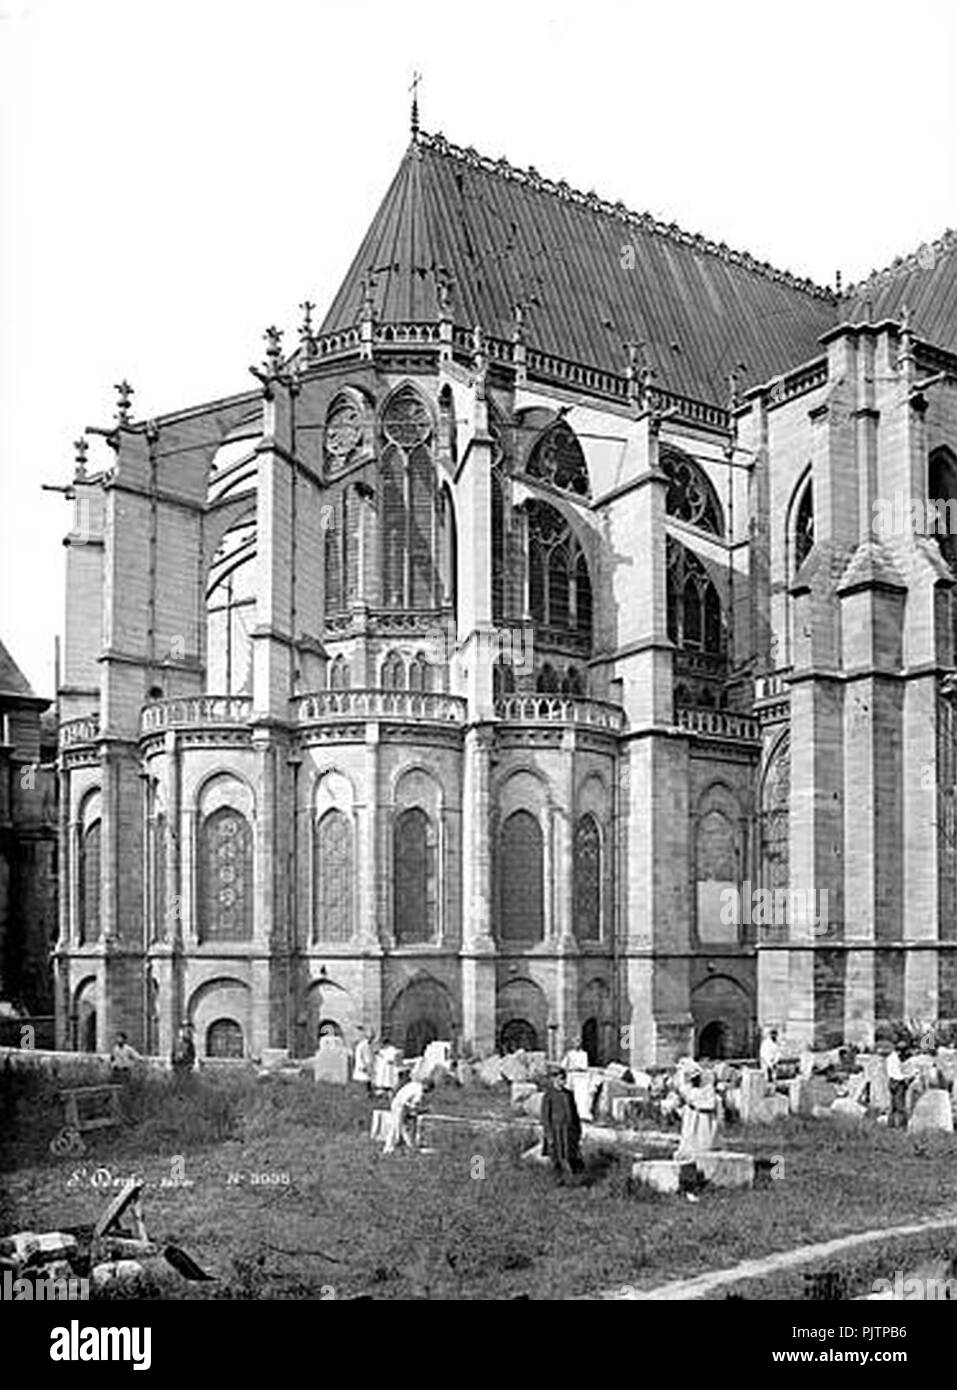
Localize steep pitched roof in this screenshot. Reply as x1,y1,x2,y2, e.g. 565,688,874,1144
841,230,957,353
0,637,38,701
319,130,838,406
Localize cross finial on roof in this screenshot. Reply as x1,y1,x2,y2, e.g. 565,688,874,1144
299,301,317,358
263,325,283,373
74,437,89,478
114,380,134,426
410,71,421,138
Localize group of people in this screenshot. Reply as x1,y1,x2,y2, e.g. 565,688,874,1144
108,1024,196,1082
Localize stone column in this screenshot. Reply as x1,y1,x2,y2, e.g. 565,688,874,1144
461,724,496,1054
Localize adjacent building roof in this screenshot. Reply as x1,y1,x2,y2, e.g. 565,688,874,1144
0,637,38,702
320,130,839,408
842,229,957,354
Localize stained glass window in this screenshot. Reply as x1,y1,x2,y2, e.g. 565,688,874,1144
667,537,725,655
794,478,814,571
526,422,590,497
525,500,592,645
574,814,601,941
198,808,253,943
500,810,544,942
762,737,790,894
315,809,354,944
394,808,437,944
78,819,101,945
329,655,351,690
661,446,723,535
380,386,438,611
409,654,431,692
382,651,406,690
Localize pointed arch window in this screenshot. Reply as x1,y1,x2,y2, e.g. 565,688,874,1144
328,654,351,690
525,421,590,498
380,386,440,610
499,810,544,942
794,477,814,572
206,1018,244,1058
152,813,167,943
762,736,790,895
198,808,253,943
929,449,957,572
526,500,593,646
78,819,101,945
573,814,601,941
207,517,256,694
382,650,406,690
393,808,438,945
667,538,725,656
315,809,354,944
409,653,432,692
661,446,723,535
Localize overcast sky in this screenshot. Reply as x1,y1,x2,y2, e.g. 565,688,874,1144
2,0,955,698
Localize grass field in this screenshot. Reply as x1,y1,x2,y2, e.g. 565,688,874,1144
3,1066,957,1300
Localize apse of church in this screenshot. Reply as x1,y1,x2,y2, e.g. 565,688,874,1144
54,125,957,1065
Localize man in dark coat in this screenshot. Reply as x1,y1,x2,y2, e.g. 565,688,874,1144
541,1068,583,1179
171,1023,196,1084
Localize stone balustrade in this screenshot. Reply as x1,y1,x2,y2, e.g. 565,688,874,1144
494,695,627,732
294,689,468,725
60,714,100,747
675,706,761,741
140,695,254,734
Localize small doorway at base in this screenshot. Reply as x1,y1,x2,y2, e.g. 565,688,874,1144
697,1020,728,1060
581,1016,601,1067
81,1010,97,1054
404,1017,439,1058
500,1018,539,1054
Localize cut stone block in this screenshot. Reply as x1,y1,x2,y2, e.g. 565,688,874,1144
0,1232,78,1268
631,1158,696,1195
738,1068,767,1124
500,1053,529,1083
860,1054,890,1112
91,1260,144,1291
525,1051,548,1079
259,1048,290,1070
908,1088,955,1135
694,1150,755,1189
477,1055,504,1086
313,1049,349,1085
831,1097,867,1123
611,1096,646,1125
510,1080,538,1107
935,1049,957,1087
522,1092,544,1120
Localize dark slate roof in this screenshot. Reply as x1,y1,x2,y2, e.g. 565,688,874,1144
0,637,38,700
841,230,957,353
319,130,839,407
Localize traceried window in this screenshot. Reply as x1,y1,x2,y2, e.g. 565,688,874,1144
794,476,814,572
206,517,255,695
380,386,440,610
661,446,723,535
525,421,590,498
409,653,432,692
666,538,725,656
78,819,101,945
198,808,253,943
382,650,406,690
314,810,354,944
152,813,167,943
393,808,437,944
499,810,544,942
323,389,371,478
328,655,351,690
761,736,790,895
206,1018,244,1058
573,814,601,941
928,448,957,572
526,500,593,645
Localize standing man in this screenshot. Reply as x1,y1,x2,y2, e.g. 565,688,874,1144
541,1068,584,1181
759,1028,781,1083
383,1077,433,1154
353,1026,374,1096
171,1022,196,1084
110,1031,141,1081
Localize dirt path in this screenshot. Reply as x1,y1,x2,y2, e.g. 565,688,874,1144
591,1210,957,1300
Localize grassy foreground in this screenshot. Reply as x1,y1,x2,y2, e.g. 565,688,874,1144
3,1066,957,1300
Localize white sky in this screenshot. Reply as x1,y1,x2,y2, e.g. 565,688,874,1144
1,0,955,697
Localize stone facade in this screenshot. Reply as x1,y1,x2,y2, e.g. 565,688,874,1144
53,130,957,1066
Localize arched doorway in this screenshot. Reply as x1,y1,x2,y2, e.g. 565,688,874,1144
207,1018,244,1058
81,1009,97,1054
405,1016,439,1058
698,1020,728,1060
581,1017,600,1066
500,1018,539,1053
387,977,455,1056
